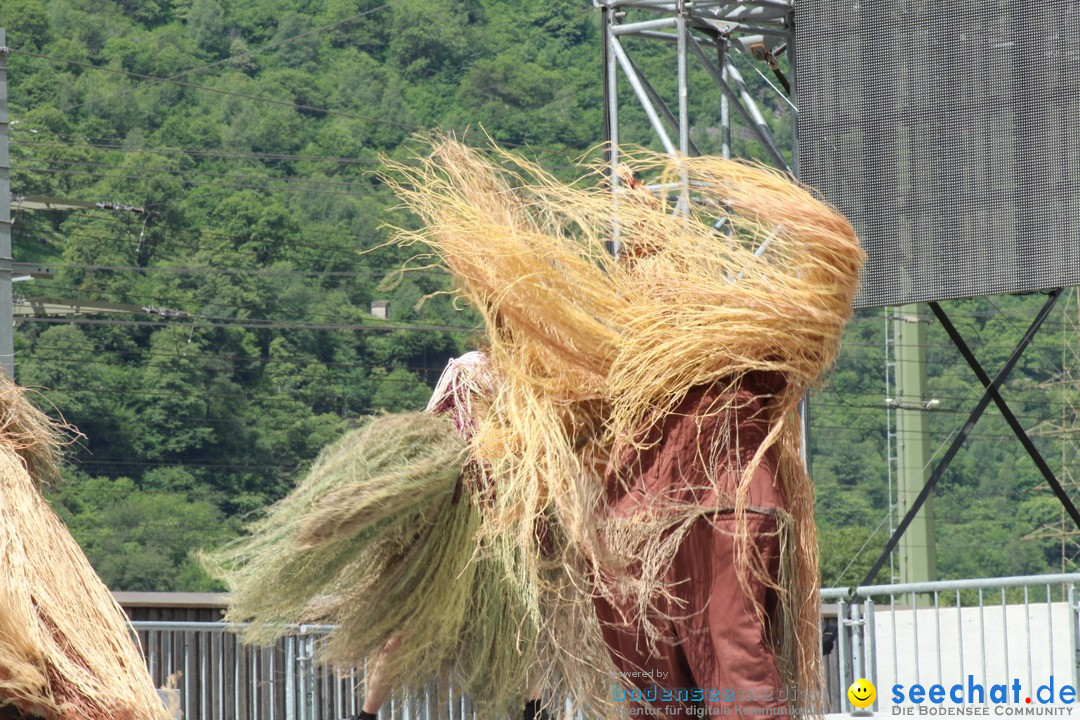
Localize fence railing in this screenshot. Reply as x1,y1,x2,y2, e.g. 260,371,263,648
131,620,494,720
126,573,1080,719
820,573,1080,714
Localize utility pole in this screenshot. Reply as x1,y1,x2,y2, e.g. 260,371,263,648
895,304,937,584
0,29,14,378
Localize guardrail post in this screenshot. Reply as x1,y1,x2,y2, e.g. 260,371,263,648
286,636,296,720
299,635,315,720
1069,584,1079,690
837,598,849,712
864,598,877,711
850,601,864,683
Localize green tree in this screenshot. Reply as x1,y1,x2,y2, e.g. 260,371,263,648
187,0,227,56
0,0,52,49
54,475,233,591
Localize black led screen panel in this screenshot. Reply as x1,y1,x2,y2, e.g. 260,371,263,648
796,1,1080,309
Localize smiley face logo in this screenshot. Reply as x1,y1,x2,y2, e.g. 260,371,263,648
848,678,876,709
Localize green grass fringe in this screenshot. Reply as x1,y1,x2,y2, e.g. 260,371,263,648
201,412,539,718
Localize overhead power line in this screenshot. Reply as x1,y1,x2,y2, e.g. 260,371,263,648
35,215,407,265
18,279,397,326
45,262,387,277
9,129,585,172
14,166,369,198
28,251,451,284
17,346,454,370
9,134,382,165
16,315,474,333
34,375,431,400
18,284,467,330
31,226,367,266
12,155,372,191
19,351,448,375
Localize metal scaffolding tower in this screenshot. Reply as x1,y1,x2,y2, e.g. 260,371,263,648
598,0,804,456
600,0,795,175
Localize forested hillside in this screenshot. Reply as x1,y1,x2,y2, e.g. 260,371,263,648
2,0,1076,591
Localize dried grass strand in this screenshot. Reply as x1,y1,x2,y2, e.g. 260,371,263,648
203,411,543,719
0,375,167,720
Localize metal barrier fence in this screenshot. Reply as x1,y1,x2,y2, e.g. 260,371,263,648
132,621,582,720
131,621,483,720
129,573,1080,719
821,573,1080,714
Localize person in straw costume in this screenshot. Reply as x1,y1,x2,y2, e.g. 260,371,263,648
209,136,862,719
381,137,863,718
0,373,169,720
